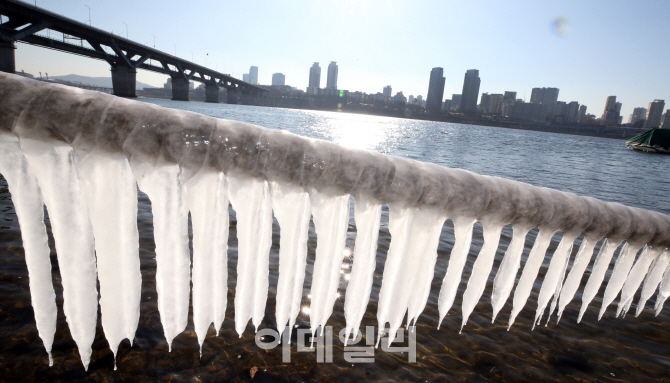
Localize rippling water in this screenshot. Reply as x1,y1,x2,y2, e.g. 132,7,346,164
1,100,669,382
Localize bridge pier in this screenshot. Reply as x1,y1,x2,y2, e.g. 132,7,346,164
111,65,137,97
0,41,16,74
172,77,190,101
205,83,220,103
226,89,239,104
240,92,259,106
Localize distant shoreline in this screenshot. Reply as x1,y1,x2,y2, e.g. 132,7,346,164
257,103,648,141
137,95,647,141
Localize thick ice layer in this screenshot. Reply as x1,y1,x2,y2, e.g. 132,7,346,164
577,240,616,321
377,205,445,344
308,191,350,336
556,237,600,323
637,249,670,316
490,225,532,323
0,132,57,366
78,149,141,364
617,246,664,317
1,72,670,369
16,137,98,370
343,197,381,344
183,168,229,351
131,159,190,350
508,229,556,329
270,181,311,342
533,233,578,328
599,244,643,320
437,217,476,328
228,173,272,336
460,222,505,331
654,262,670,316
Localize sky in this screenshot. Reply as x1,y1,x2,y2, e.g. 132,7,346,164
10,0,670,119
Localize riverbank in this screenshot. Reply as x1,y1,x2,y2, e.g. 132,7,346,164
260,103,648,141
136,94,647,141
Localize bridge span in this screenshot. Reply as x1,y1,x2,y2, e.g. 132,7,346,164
0,0,267,103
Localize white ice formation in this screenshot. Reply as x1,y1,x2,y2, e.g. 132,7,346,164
1,72,669,369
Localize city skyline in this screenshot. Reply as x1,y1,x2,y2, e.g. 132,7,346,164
9,0,670,118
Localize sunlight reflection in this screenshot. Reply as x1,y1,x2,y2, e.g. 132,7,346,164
325,112,400,151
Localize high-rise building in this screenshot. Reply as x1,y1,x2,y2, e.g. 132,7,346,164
271,73,285,86
661,110,670,129
460,69,481,113
644,100,665,129
490,94,504,115
530,88,544,104
426,67,446,113
243,73,250,83
566,101,580,124
502,91,516,116
451,94,462,111
408,95,415,104
503,91,517,102
308,62,321,93
530,87,560,119
507,101,549,122
601,96,620,125
629,107,647,125
480,93,492,113
249,66,258,85
578,105,587,124
383,85,392,98
553,101,567,123
326,61,338,89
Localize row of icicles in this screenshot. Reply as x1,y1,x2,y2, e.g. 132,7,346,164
1,130,669,372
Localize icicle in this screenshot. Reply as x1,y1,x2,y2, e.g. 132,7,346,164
490,225,532,323
0,132,57,366
556,237,599,323
405,209,447,329
343,196,381,346
308,191,350,338
533,234,577,329
270,181,311,344
183,168,229,350
617,246,663,317
437,217,476,329
377,204,445,344
577,240,618,321
77,149,141,361
654,261,670,316
546,246,571,326
130,158,190,350
15,136,98,370
599,243,642,320
460,222,505,331
508,228,556,329
636,249,670,316
227,173,273,336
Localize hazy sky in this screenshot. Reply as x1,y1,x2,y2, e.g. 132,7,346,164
12,0,670,119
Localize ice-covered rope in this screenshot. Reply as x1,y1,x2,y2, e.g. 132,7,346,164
1,72,669,369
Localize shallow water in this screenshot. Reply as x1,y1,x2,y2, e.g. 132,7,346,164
0,100,669,382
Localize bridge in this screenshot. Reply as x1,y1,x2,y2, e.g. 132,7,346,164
0,0,268,104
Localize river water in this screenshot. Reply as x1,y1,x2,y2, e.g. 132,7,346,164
0,100,669,382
